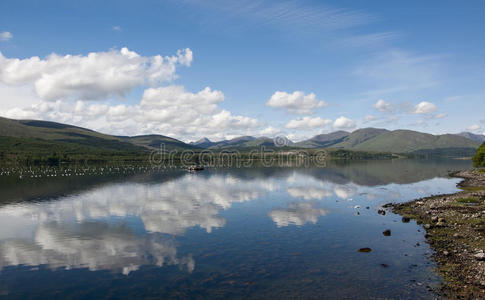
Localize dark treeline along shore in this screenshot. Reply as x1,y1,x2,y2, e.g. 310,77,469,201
0,116,482,166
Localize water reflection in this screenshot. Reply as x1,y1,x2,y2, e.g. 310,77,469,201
0,175,278,235
269,203,329,227
0,222,194,275
0,159,473,298
0,173,280,274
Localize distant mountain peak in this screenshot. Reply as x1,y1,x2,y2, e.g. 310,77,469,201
190,137,214,146
197,137,212,143
456,132,485,143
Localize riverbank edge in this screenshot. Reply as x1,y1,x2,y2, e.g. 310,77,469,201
391,169,485,299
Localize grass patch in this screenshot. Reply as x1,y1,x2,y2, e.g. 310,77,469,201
459,186,485,192
456,197,480,204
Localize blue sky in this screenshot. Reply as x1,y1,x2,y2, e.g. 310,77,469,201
0,0,484,141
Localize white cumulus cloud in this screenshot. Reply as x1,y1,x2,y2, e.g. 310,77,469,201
373,99,394,113
285,116,331,130
266,91,327,114
0,48,267,140
412,101,437,114
259,126,281,136
0,47,193,101
333,116,356,131
1,85,261,141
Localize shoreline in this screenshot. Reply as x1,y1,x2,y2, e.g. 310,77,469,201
392,169,485,298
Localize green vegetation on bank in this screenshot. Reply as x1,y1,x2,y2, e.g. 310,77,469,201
472,142,485,167
0,136,148,165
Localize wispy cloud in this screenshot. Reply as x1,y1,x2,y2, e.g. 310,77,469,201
335,32,398,49
355,50,446,99
112,26,122,32
467,124,480,131
425,113,447,120
179,0,374,33
0,31,12,41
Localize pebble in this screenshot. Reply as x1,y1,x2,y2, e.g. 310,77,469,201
383,229,391,236
474,253,485,261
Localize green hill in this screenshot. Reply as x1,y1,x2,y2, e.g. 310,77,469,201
206,136,257,149
294,131,349,148
0,117,143,152
0,116,195,164
348,130,479,154
295,128,479,156
332,128,389,148
456,132,485,143
118,134,199,151
0,116,194,151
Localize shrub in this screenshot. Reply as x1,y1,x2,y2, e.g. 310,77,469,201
473,142,485,167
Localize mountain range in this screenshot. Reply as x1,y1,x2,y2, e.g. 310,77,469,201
0,116,482,158
191,127,481,155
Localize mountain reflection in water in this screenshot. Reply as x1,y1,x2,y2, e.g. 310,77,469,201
0,159,472,299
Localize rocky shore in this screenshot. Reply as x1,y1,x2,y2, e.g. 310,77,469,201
392,169,485,299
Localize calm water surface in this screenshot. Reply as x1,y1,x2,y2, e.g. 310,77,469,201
0,159,472,299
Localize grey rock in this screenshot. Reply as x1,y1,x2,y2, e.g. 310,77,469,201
474,252,485,261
